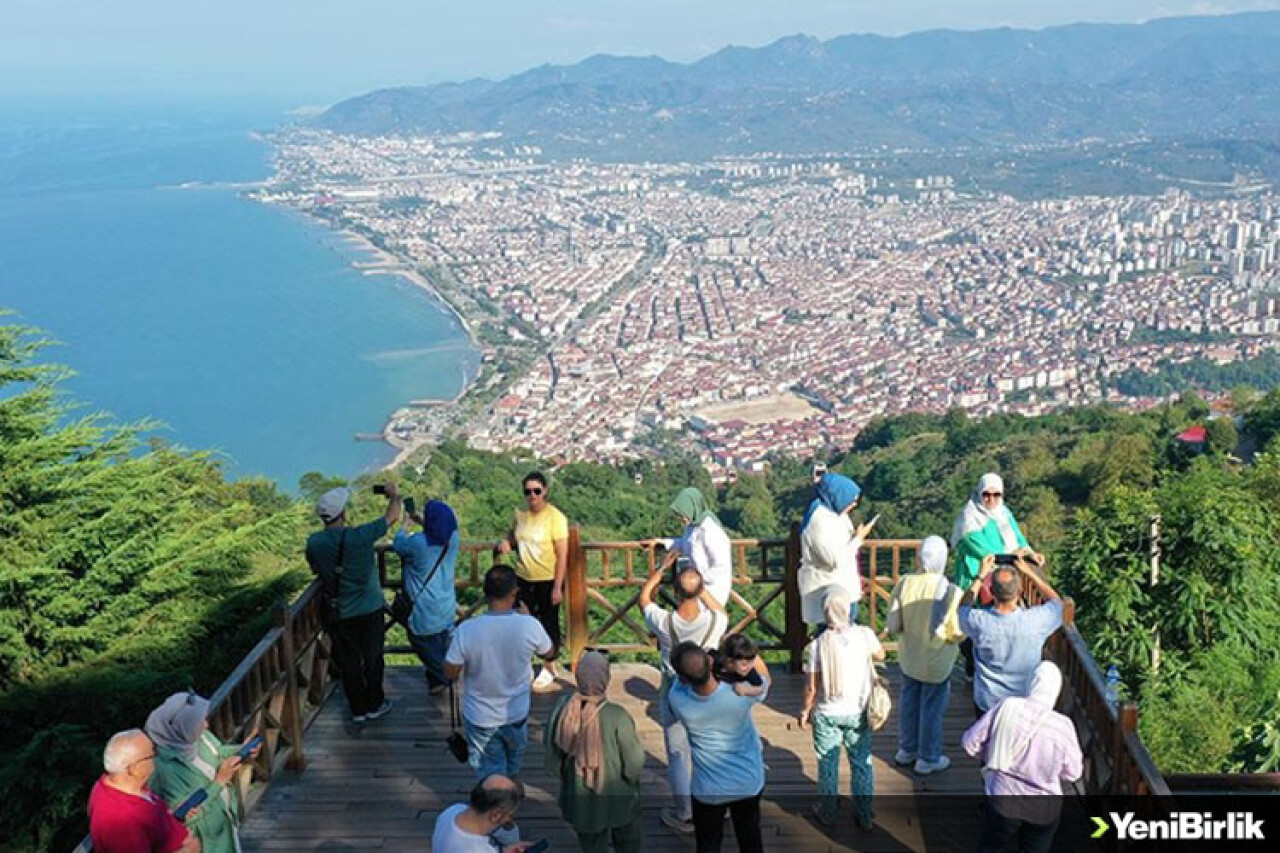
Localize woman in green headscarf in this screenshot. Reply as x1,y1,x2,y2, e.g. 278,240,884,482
656,487,733,606
145,691,261,853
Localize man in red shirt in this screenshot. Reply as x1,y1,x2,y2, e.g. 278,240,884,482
88,729,200,853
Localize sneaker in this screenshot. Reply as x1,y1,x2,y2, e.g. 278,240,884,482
660,807,694,834
364,700,394,722
914,755,951,775
894,749,916,766
350,714,367,725
809,802,837,828
855,816,875,832
429,682,449,696
531,667,557,692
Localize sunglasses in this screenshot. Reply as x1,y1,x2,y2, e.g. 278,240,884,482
523,487,544,496
982,492,1003,499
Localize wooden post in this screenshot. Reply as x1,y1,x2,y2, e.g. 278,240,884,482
1112,702,1140,795
275,599,307,772
566,527,588,670
783,523,805,672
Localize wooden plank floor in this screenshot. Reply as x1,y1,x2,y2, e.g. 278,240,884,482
242,664,987,852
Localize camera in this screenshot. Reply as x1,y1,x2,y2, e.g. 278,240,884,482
404,496,417,516
994,553,1020,566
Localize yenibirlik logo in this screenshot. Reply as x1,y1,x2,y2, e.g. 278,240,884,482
1091,812,1265,842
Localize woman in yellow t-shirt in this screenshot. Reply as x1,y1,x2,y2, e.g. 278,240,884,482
497,471,570,690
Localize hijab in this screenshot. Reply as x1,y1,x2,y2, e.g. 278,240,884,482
422,499,458,547
802,473,862,531
918,535,960,637
554,650,611,793
145,691,209,759
984,662,1064,776
670,487,717,527
951,473,1020,551
817,589,854,701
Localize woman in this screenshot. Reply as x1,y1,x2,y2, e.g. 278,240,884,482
799,473,875,628
392,498,460,695
885,535,963,776
950,473,1032,592
659,487,733,607
545,650,645,853
798,591,884,831
146,691,260,853
961,662,1083,853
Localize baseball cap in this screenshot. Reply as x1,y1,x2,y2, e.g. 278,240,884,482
316,487,351,522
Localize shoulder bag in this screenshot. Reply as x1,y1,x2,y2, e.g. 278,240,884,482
391,539,451,628
865,629,892,731
316,530,346,631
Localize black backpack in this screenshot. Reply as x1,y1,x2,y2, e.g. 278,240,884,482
316,529,346,630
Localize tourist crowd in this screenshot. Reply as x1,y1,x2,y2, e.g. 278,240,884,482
87,470,1082,853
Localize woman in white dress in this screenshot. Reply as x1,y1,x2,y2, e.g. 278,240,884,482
799,473,876,628
657,487,733,607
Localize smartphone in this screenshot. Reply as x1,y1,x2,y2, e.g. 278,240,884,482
372,484,388,495
994,553,1019,566
403,496,417,516
525,840,550,853
236,735,264,761
173,789,207,820
867,513,881,528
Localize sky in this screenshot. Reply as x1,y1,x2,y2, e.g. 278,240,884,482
3,0,1279,104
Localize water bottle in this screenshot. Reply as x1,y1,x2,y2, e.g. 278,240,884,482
1105,664,1120,709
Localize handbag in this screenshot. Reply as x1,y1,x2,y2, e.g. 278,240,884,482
866,645,892,731
316,530,346,631
391,540,451,627
446,682,469,763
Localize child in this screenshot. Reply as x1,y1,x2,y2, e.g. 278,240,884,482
713,633,768,697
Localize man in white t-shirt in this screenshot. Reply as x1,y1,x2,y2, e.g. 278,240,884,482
640,564,729,835
432,775,534,853
445,565,554,781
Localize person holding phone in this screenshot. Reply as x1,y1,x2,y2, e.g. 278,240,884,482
392,498,460,695
799,473,875,629
651,487,733,607
144,692,262,853
88,729,201,853
431,775,536,852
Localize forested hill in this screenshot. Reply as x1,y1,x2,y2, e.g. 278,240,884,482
317,11,1280,157
6,313,1280,850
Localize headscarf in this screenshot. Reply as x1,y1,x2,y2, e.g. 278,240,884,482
670,487,717,527
145,691,209,759
951,473,1020,551
422,499,458,547
984,662,1064,776
554,650,611,793
817,589,853,701
802,473,862,531
918,535,960,637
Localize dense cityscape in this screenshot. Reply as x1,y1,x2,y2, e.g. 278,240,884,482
255,130,1280,477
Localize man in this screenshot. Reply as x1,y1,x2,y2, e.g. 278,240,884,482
392,498,459,695
431,774,534,853
667,642,769,853
640,565,729,834
445,565,554,781
496,471,569,691
959,554,1064,717
88,729,201,853
305,483,400,724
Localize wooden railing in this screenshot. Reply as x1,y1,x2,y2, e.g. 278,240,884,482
1020,572,1171,796
77,528,1181,851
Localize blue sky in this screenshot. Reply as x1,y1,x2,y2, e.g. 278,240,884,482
3,0,1278,103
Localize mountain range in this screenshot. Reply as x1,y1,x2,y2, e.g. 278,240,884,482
317,11,1280,158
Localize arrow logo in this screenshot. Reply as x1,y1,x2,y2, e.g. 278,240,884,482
1091,816,1111,838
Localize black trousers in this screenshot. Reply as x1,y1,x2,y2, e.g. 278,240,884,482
692,794,763,853
332,609,386,716
975,801,1060,853
516,577,562,655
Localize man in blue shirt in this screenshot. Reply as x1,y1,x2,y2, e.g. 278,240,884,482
667,641,770,853
392,499,460,695
959,555,1064,716
306,484,401,725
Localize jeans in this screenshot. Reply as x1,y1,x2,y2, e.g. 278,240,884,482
691,794,763,853
575,817,643,853
331,610,386,717
813,711,874,825
659,680,692,820
976,801,1060,853
463,717,528,779
898,675,951,763
407,627,454,688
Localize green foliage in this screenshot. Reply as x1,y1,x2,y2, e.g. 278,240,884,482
0,318,310,852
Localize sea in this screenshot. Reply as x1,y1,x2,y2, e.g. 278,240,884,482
0,96,477,490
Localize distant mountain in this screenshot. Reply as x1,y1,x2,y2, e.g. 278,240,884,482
317,11,1280,158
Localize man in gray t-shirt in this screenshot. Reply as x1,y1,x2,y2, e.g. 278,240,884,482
640,565,728,833
959,555,1064,714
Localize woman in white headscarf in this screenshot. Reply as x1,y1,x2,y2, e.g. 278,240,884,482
885,536,963,776
961,662,1084,851
146,691,261,853
798,590,884,831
